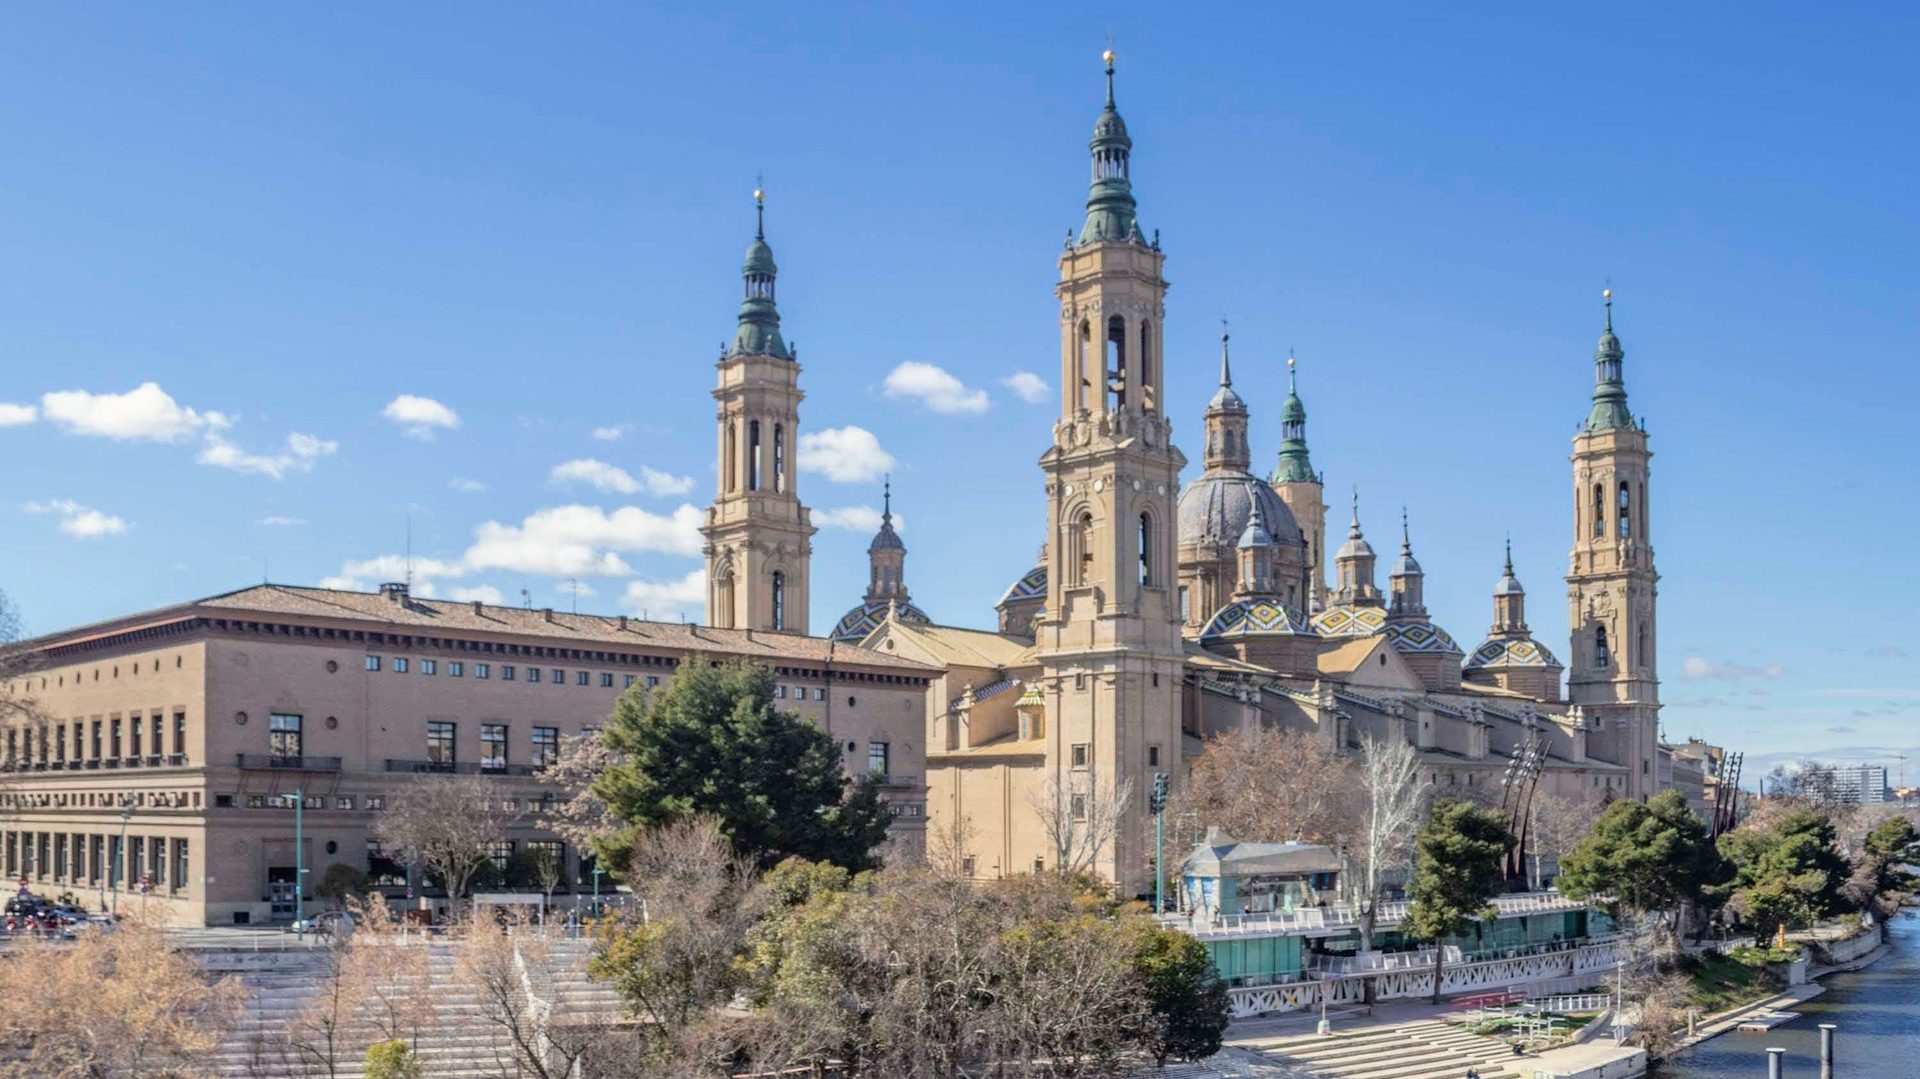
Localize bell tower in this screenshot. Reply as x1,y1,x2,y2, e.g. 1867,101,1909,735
1033,51,1187,892
700,188,815,633
1271,355,1328,612
1566,289,1659,798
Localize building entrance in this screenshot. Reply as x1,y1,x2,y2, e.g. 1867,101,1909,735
266,866,297,921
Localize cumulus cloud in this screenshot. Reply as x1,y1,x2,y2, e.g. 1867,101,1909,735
812,505,906,533
198,431,338,479
257,515,306,527
0,403,36,427
549,458,694,497
24,499,128,538
449,477,486,493
1000,371,1048,403
447,585,504,604
798,425,894,483
41,382,223,442
382,394,460,439
591,425,627,442
883,362,989,414
464,503,704,576
623,569,707,622
1683,656,1784,680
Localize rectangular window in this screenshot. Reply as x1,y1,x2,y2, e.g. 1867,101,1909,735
532,726,560,768
501,664,515,681
449,661,464,677
89,835,103,884
53,725,65,763
110,719,122,760
487,840,514,871
475,663,490,679
269,713,303,761
552,669,565,685
598,672,612,687
393,657,409,673
481,724,508,772
130,837,144,888
92,721,102,760
1070,743,1089,769
420,659,436,675
647,676,661,689
867,741,890,777
173,839,188,893
576,671,589,686
151,837,166,888
812,687,824,701
365,656,381,671
624,674,636,688
173,712,186,756
246,794,265,808
1070,793,1088,821
334,796,354,811
527,667,540,683
150,715,162,758
365,795,385,811
427,722,456,767
1147,745,1160,768
775,685,786,699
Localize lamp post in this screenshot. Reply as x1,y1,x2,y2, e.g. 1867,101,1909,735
1149,772,1169,915
591,864,604,919
111,795,133,915
293,787,305,934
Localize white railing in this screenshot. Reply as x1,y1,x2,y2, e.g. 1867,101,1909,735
1530,993,1611,1014
1225,936,1624,1019
1165,890,1592,940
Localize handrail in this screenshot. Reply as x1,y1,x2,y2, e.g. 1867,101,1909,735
236,753,344,772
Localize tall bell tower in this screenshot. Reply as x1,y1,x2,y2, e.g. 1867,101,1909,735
701,188,815,633
1033,51,1187,892
1566,289,1660,798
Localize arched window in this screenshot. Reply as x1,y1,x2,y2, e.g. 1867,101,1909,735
1595,624,1610,668
748,421,762,492
715,571,735,629
1076,320,1092,411
1074,512,1095,587
725,424,738,493
1106,315,1128,409
1592,484,1605,538
1618,482,1632,539
1223,429,1236,456
774,424,787,493
1138,512,1154,586
1637,622,1648,668
1139,319,1155,410
771,572,786,631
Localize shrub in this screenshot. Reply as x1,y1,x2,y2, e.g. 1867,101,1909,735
365,1039,422,1079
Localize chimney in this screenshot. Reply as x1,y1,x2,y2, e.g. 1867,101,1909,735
542,607,555,623
471,600,484,615
380,582,409,604
618,615,628,630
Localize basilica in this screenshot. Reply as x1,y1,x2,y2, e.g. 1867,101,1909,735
701,55,1694,893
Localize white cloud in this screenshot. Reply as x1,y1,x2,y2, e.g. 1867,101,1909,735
449,477,486,493
591,425,627,442
549,458,694,497
0,403,36,427
812,505,906,534
1000,371,1048,404
1683,656,1784,680
382,394,460,439
448,585,504,604
257,515,306,527
41,382,221,442
622,570,706,622
198,431,338,480
24,499,128,538
883,361,989,414
464,503,704,577
318,575,363,591
338,554,469,583
798,425,895,483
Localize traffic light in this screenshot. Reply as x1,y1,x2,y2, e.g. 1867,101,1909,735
1149,772,1168,814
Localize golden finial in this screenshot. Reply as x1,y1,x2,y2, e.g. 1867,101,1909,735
1103,48,1115,66
1602,287,1612,301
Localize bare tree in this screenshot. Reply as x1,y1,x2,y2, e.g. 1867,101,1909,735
1529,791,1599,889
375,773,509,916
1349,735,1428,955
531,846,566,910
0,588,45,730
342,897,437,1052
0,915,244,1077
925,809,976,880
454,917,596,1079
1171,727,1358,846
538,731,623,851
1025,772,1135,879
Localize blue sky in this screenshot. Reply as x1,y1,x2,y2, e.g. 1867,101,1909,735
1,4,1914,766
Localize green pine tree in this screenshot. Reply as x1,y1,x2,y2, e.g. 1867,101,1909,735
1402,800,1510,1003
1556,788,1729,933
590,658,891,874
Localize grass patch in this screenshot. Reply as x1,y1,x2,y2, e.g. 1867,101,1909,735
1680,951,1783,1013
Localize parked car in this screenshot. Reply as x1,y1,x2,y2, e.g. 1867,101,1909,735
293,910,354,938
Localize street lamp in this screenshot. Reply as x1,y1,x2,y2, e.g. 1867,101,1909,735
591,863,605,919
112,795,134,915
1149,772,1169,915
293,787,305,934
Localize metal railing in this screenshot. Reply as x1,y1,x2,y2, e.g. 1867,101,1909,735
1163,889,1594,940
236,753,343,772
384,759,536,776
868,773,921,788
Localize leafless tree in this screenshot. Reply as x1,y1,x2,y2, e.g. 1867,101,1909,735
1171,727,1358,847
454,917,596,1079
538,731,623,852
1529,791,1599,889
1025,771,1135,879
0,588,45,729
374,773,509,915
925,809,976,879
1350,735,1428,955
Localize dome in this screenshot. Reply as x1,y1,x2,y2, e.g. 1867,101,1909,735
1281,390,1306,425
1178,473,1303,550
1391,550,1422,577
1199,598,1312,641
1207,383,1248,413
743,237,777,275
869,523,904,554
829,599,930,644
1093,104,1130,144
1464,637,1562,671
1336,531,1375,561
1311,604,1386,638
1494,569,1525,597
1383,620,1463,656
997,564,1047,607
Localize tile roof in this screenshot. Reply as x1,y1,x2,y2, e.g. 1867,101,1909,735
879,621,1035,670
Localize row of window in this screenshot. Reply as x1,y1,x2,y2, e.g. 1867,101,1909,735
0,789,200,812
267,712,563,770
4,829,188,895
365,654,664,691
4,712,188,768
16,652,185,690
1065,743,1163,769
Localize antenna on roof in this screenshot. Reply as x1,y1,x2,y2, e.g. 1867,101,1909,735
520,587,531,610
569,578,579,614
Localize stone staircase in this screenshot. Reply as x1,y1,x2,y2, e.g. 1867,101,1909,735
529,937,631,1029
1246,1019,1531,1079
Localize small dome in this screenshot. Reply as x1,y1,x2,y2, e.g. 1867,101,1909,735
1384,620,1463,656
1494,569,1525,597
1595,327,1621,361
1177,473,1303,550
997,564,1047,607
829,599,930,644
1207,383,1248,413
868,523,904,554
1391,550,1422,577
1311,604,1386,638
1238,509,1274,550
743,237,777,275
1199,598,1313,641
1093,105,1130,144
1336,532,1375,561
1464,637,1562,671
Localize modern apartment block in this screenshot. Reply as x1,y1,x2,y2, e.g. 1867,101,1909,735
0,582,933,926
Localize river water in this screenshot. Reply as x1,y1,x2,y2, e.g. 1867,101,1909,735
1652,910,1919,1077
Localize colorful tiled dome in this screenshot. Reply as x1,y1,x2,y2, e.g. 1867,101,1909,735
1464,637,1562,670
1310,604,1387,638
1384,620,1463,656
829,599,931,643
1199,598,1313,641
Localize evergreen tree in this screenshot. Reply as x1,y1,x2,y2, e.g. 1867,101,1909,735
1402,801,1510,1003
590,658,891,874
1127,923,1231,1064
1557,789,1729,932
1720,808,1852,935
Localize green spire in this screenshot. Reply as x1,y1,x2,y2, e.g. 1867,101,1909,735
730,184,790,360
1584,287,1631,431
1077,49,1145,247
1272,352,1318,484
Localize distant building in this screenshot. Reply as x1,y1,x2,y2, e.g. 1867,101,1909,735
1826,764,1891,804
